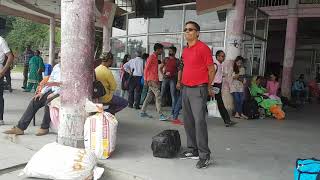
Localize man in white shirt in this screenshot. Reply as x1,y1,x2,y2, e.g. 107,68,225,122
123,50,144,109
3,61,61,136
212,50,237,127
0,36,14,125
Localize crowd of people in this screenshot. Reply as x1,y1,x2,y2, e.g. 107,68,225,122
1,20,320,170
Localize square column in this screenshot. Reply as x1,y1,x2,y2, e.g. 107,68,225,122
49,17,56,65
58,0,95,148
281,0,298,98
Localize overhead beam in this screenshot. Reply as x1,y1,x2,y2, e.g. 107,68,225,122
0,5,50,24
12,0,57,18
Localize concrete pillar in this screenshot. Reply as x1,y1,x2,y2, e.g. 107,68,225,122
103,25,111,52
49,17,55,65
222,0,246,110
281,0,298,98
100,0,116,53
58,0,95,148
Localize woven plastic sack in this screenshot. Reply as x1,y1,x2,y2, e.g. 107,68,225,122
84,99,118,159
19,142,104,180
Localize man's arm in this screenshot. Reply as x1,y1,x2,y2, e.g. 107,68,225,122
0,52,14,78
159,59,165,76
176,70,182,90
123,61,132,74
208,65,215,97
176,58,184,90
208,64,215,86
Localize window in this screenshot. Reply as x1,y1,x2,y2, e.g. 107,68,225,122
245,6,255,35
256,11,268,39
185,4,226,31
149,6,183,33
128,14,148,35
199,32,225,52
127,36,147,57
149,34,182,58
112,27,126,37
111,38,127,67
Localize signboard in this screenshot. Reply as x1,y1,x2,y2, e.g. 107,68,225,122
196,0,234,15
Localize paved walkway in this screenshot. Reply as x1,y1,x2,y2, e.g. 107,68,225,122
0,73,320,180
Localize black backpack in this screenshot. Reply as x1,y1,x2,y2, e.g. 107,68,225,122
93,73,106,99
243,99,260,119
151,130,181,158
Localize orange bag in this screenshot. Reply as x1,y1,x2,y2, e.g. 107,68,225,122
270,105,285,120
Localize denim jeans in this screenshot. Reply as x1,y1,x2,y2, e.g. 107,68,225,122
232,92,244,114
161,78,176,112
172,94,182,119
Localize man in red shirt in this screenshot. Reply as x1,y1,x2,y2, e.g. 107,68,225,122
177,21,215,169
160,46,178,115
141,43,167,121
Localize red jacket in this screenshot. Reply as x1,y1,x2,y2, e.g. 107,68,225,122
144,53,159,82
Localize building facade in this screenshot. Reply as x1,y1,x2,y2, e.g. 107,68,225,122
110,0,320,102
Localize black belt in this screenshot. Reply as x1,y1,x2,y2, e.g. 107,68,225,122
183,83,208,88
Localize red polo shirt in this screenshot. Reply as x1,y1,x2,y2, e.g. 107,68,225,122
144,52,159,82
164,56,177,78
181,40,213,86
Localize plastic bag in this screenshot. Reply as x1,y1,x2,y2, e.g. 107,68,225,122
84,99,118,159
207,98,221,118
19,142,104,180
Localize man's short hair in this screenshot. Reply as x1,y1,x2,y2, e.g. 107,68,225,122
169,46,177,53
154,43,164,52
135,50,142,57
100,52,113,62
185,21,200,31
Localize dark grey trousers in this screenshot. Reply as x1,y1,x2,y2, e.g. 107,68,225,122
17,91,57,130
182,86,211,159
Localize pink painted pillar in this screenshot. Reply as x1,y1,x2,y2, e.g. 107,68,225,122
58,0,95,148
223,0,246,110
101,0,116,53
281,0,298,98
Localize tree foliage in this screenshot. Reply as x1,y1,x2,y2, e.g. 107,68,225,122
5,17,50,53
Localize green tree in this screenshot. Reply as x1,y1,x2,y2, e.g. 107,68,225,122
5,17,50,53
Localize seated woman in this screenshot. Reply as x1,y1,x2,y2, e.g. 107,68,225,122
266,73,281,100
250,76,282,116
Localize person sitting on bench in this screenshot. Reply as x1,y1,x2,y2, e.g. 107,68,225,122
292,74,307,103
250,76,282,116
3,62,61,136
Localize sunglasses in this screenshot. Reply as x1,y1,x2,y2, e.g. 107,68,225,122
183,28,197,32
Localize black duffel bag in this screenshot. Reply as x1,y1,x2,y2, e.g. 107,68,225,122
151,130,181,158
